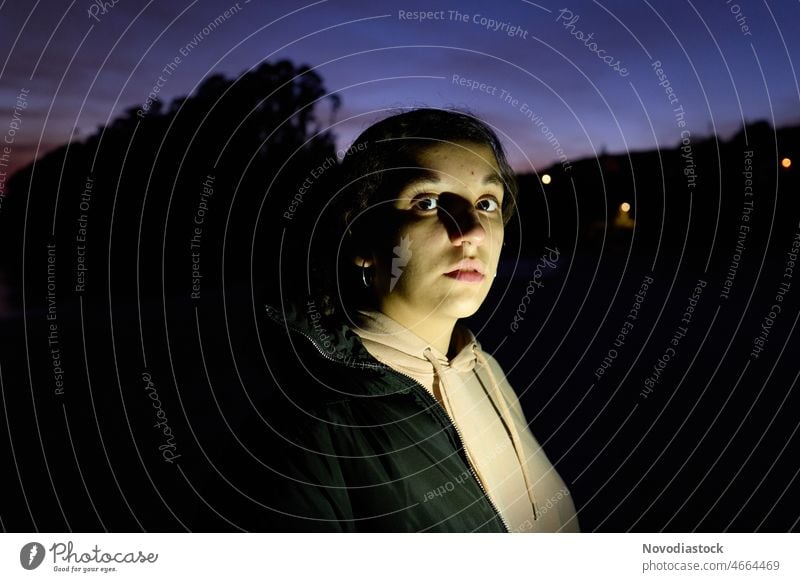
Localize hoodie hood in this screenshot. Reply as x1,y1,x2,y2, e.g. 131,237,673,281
351,308,479,381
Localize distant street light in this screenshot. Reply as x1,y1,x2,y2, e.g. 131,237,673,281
541,173,552,185
781,157,792,169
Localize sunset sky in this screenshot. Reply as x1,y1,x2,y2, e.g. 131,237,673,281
1,0,798,175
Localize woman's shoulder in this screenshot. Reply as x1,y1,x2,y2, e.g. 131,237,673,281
260,297,412,406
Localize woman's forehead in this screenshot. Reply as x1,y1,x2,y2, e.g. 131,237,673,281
407,142,502,184
412,140,498,163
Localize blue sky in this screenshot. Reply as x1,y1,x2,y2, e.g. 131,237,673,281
1,0,798,174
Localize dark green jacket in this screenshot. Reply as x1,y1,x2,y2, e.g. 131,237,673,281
258,300,508,532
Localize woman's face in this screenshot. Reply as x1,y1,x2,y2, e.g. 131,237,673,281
357,140,506,324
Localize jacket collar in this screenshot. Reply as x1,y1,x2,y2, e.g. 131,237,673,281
263,298,418,397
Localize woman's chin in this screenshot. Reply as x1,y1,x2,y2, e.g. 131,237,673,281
438,296,486,319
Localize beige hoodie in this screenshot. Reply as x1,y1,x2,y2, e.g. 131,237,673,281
351,309,580,533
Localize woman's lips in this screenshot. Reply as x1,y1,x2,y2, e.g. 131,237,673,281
444,270,485,283
443,258,486,282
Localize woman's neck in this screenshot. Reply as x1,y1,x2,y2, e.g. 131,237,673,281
376,302,457,357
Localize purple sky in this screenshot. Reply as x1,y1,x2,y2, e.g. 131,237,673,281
1,0,798,175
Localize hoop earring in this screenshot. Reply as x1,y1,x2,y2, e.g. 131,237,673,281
361,259,371,288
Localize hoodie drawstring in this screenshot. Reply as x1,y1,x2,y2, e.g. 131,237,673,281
423,348,459,432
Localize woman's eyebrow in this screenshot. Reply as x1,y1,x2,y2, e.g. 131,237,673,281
483,172,504,186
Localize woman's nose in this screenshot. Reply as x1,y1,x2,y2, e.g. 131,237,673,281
444,204,486,246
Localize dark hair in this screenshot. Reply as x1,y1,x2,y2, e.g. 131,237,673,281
306,107,518,321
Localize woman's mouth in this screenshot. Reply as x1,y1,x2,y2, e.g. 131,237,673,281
444,270,485,283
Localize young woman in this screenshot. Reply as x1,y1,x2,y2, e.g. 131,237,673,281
262,108,579,532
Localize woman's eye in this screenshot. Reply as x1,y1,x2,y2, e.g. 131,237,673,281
477,198,500,212
414,196,438,211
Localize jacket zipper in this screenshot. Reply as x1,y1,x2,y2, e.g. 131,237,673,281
394,368,512,533
267,309,510,532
